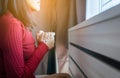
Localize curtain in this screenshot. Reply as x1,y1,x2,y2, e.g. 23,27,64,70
33,0,86,75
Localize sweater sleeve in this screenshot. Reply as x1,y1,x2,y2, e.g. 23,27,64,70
2,21,48,78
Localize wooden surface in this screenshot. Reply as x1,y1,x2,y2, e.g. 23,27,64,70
68,4,120,78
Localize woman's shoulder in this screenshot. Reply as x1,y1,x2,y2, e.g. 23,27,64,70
0,12,25,30
0,12,20,24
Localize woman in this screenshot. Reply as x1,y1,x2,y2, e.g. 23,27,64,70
0,0,71,78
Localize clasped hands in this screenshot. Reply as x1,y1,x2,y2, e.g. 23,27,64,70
37,30,55,49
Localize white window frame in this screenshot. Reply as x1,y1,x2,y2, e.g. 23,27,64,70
86,0,120,20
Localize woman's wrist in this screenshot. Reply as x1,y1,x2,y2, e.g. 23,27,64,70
38,41,49,49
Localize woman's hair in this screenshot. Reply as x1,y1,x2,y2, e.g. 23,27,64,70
0,0,35,27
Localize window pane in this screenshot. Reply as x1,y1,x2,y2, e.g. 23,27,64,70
102,0,112,5
86,0,100,19
112,0,120,7
101,0,120,12
86,0,120,20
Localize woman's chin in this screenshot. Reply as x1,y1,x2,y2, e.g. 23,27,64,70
36,8,40,11
32,8,40,12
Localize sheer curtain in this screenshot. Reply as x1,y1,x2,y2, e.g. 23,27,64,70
32,0,86,75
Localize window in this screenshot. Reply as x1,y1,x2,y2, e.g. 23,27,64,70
86,0,120,20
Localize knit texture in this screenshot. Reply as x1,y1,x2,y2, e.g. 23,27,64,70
0,12,48,78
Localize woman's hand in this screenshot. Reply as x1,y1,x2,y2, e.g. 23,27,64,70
37,31,55,49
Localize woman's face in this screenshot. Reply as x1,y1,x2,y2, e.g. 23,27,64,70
27,0,40,11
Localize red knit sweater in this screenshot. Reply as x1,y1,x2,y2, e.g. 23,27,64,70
0,12,48,78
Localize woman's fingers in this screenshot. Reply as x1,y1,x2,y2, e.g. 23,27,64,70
37,31,55,49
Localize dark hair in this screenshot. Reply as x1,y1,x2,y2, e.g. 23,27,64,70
0,0,35,27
